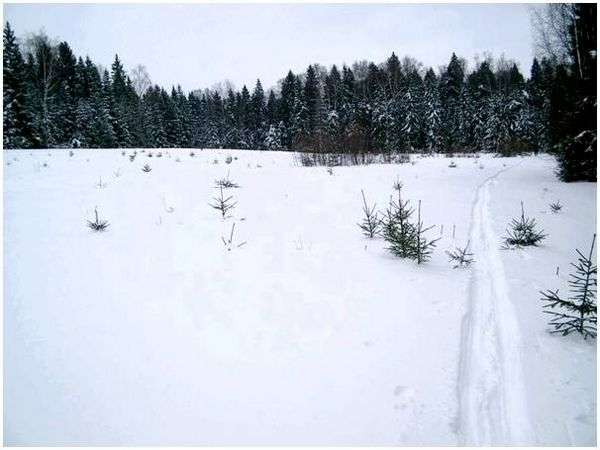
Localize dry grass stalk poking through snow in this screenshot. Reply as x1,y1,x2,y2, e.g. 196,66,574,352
222,222,247,251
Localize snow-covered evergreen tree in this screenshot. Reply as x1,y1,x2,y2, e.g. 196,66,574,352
3,22,36,148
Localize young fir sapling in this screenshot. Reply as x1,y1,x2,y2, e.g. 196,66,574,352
540,234,597,339
87,207,109,232
357,189,381,238
210,186,237,219
446,240,475,268
502,201,547,248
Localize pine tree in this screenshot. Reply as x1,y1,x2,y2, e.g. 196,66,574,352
541,234,597,339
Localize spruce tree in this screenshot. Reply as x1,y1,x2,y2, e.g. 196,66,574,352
3,22,36,148
541,235,597,339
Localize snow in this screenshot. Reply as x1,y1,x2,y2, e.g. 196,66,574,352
4,149,596,445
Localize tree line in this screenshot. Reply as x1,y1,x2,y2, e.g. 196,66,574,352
3,4,596,180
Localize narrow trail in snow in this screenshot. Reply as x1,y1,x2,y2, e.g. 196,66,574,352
457,165,535,446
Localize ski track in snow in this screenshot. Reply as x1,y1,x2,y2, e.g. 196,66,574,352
458,164,536,446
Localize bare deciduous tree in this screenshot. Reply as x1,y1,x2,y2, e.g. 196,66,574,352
531,4,575,65
25,31,58,147
131,64,152,96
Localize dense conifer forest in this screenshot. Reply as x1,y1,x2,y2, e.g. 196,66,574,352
3,3,596,180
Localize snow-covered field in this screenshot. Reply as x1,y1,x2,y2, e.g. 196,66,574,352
4,148,596,445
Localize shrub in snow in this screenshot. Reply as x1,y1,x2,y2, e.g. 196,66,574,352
215,171,240,189
448,161,457,168
157,152,163,158
397,154,410,164
213,159,219,164
502,201,546,248
129,154,135,162
142,164,152,173
357,190,381,238
550,200,563,213
121,151,126,156
222,222,247,251
446,241,474,268
210,186,236,219
225,155,233,164
540,234,597,339
69,150,74,157
190,151,195,157
148,152,153,157
87,208,109,232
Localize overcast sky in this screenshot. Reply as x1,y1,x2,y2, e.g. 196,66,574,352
4,3,538,93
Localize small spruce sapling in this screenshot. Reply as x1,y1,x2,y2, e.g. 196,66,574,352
142,164,152,173
446,240,475,268
540,234,597,339
549,200,563,213
382,189,416,259
210,186,237,219
215,170,240,189
357,189,381,238
413,200,440,264
87,208,109,232
95,176,107,189
502,201,547,248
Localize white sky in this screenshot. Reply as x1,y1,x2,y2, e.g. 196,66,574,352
4,3,538,93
